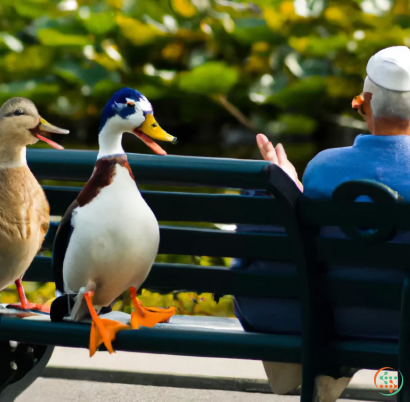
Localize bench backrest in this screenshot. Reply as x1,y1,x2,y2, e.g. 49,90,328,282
24,149,410,381
27,149,292,301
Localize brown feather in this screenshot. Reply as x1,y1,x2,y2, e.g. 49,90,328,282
0,166,49,245
77,154,133,207
0,165,50,290
0,97,57,291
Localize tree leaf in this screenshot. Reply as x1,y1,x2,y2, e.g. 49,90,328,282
179,61,238,95
170,0,197,17
53,61,113,88
37,28,91,46
116,15,164,45
232,18,274,45
267,76,327,110
0,80,60,105
81,11,117,35
5,45,53,74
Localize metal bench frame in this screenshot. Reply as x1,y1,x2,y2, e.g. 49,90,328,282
1,149,409,401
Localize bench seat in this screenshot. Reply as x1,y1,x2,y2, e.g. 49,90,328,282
2,149,410,401
0,315,398,369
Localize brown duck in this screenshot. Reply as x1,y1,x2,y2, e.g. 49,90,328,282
0,97,68,311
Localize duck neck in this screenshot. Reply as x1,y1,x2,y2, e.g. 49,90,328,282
97,123,124,159
0,146,27,168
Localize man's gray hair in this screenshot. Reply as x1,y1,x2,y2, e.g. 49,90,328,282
364,76,410,120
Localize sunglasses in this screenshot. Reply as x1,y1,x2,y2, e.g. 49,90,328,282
352,93,366,116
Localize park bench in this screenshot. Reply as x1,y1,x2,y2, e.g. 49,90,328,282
1,148,409,402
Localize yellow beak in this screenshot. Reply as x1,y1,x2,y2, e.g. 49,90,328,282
133,114,177,155
138,114,177,144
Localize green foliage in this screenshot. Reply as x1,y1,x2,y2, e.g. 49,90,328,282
0,0,408,164
179,62,239,95
2,0,410,316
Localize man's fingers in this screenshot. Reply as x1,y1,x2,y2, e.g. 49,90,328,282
256,134,278,163
263,141,278,163
256,133,269,147
256,139,301,190
276,143,287,166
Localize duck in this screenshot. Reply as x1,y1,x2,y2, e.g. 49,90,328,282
0,97,68,311
51,88,177,357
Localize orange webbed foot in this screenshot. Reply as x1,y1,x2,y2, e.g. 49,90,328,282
11,278,50,312
7,302,51,313
129,287,175,329
84,291,128,357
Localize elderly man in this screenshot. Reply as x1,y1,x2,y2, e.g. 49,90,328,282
234,46,410,400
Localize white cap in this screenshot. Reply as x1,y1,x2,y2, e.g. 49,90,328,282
366,46,410,92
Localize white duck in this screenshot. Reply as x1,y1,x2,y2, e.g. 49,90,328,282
51,88,176,356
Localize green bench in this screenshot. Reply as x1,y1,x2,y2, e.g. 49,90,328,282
0,149,409,401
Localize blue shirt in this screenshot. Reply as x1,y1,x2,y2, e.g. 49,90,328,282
234,134,410,340
304,134,410,199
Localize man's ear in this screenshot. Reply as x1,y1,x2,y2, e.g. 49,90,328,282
362,92,374,117
363,92,373,102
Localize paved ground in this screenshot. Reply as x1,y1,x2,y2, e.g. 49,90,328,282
44,347,380,390
10,347,388,401
47,347,268,379
16,379,366,402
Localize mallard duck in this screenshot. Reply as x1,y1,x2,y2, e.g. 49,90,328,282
51,88,177,356
0,97,68,311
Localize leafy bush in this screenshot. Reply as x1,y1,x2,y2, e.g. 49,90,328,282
1,0,409,316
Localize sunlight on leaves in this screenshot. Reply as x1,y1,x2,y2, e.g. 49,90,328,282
179,61,238,95
37,28,91,46
116,15,165,45
171,0,197,17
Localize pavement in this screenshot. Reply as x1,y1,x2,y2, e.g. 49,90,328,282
16,378,367,402
14,347,392,402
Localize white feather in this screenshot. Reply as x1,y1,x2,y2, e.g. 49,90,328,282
0,148,27,169
138,95,153,113
97,112,145,159
62,164,159,308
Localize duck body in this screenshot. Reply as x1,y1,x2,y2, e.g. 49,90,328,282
51,88,177,356
61,155,159,313
0,165,49,291
0,97,68,310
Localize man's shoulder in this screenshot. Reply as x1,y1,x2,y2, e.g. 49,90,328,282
306,145,354,171
302,146,356,198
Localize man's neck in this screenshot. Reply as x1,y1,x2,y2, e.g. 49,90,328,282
373,118,410,136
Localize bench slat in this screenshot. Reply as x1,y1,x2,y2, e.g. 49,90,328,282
28,149,270,189
159,226,292,259
300,197,410,230
0,318,398,369
318,237,410,267
25,256,401,308
0,317,301,362
43,186,284,225
43,219,410,266
43,223,293,260
24,257,299,299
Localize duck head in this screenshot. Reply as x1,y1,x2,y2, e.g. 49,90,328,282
98,88,176,159
0,97,68,150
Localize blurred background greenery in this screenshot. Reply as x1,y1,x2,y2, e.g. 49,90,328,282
1,0,409,316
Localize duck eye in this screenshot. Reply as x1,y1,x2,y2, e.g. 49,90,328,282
13,109,24,116
126,101,135,108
